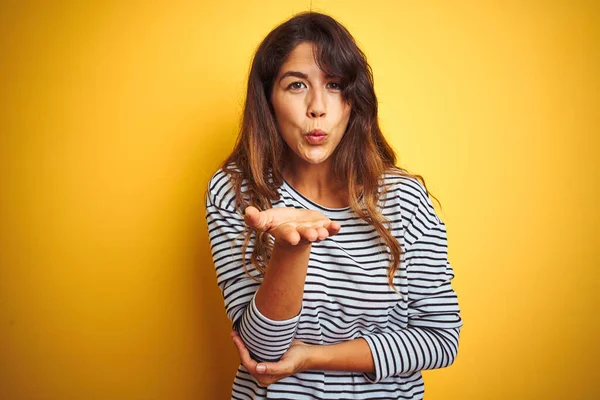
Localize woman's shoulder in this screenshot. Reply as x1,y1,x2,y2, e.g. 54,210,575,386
381,168,430,203
206,164,245,211
380,167,441,228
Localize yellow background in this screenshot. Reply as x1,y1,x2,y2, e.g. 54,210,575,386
1,1,598,399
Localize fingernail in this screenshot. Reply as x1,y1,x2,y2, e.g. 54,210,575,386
256,364,266,373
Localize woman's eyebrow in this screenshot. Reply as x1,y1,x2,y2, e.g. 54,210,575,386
278,71,340,83
278,71,308,82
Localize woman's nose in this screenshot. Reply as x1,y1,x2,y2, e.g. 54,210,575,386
307,89,326,118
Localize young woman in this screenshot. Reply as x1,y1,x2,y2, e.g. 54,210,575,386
206,11,462,400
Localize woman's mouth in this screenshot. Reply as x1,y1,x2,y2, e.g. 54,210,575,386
305,129,327,144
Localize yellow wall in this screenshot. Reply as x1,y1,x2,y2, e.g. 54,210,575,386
1,1,598,399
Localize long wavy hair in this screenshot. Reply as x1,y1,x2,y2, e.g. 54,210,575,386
222,12,437,289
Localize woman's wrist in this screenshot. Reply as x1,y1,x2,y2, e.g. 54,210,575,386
303,343,327,371
273,238,312,252
270,239,312,263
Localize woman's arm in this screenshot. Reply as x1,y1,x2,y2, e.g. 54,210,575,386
231,333,374,387
231,195,462,384
243,205,340,321
358,210,462,383
254,240,312,320
206,171,339,362
304,337,375,373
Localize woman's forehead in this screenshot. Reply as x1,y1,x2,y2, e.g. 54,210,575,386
277,42,340,78
283,43,317,64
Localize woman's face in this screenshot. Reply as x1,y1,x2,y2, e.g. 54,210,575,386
271,42,352,168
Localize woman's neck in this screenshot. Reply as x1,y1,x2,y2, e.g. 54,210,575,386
282,159,349,208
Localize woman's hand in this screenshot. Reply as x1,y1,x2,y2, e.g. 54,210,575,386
244,206,341,246
231,331,312,387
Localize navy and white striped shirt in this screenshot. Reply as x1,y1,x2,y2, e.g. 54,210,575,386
206,168,462,399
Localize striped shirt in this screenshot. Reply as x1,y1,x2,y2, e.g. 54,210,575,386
206,168,462,399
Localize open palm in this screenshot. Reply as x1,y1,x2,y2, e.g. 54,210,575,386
244,206,341,245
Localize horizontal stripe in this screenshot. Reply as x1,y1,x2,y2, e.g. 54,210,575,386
206,168,462,399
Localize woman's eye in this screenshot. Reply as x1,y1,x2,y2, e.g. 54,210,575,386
327,82,342,90
287,81,307,90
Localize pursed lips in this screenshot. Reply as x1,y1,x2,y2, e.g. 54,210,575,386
306,129,327,137
305,129,328,144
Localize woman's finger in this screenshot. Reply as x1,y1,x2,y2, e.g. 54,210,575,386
231,332,257,370
276,223,302,245
244,206,271,231
315,226,330,241
325,220,341,236
255,361,291,376
231,332,292,383
296,226,319,242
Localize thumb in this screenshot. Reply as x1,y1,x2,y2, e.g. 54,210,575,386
244,206,268,230
255,361,286,375
256,363,267,373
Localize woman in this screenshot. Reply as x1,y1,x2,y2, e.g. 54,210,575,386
206,11,462,399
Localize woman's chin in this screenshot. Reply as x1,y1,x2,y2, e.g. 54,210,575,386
296,150,333,166
302,156,331,166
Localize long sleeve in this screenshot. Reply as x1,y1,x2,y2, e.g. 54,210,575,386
205,171,301,362
361,190,463,383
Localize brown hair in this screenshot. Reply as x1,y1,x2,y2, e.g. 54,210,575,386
222,12,438,289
